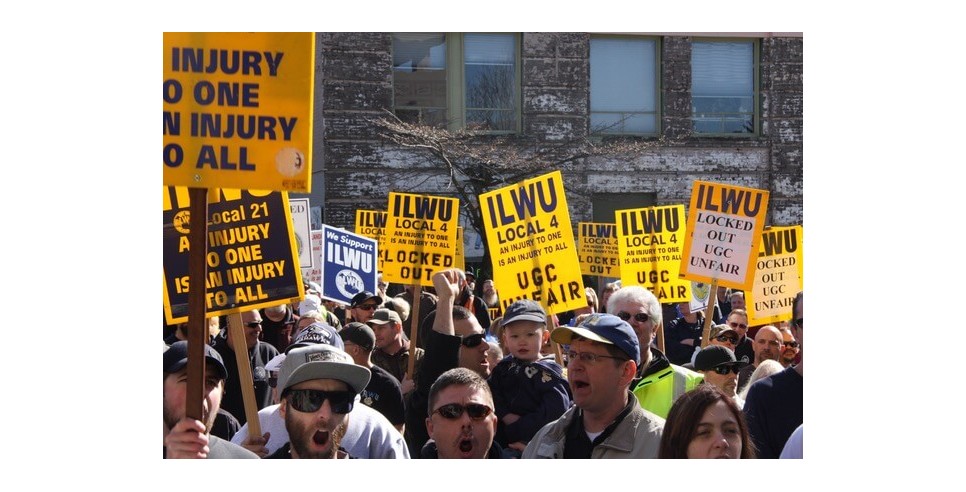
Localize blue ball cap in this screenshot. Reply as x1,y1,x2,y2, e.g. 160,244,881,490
551,313,640,365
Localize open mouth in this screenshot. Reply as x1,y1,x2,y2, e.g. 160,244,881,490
459,438,474,454
312,429,330,448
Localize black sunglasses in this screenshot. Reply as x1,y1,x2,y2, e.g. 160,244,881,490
245,321,262,328
461,333,486,348
356,304,378,311
286,389,355,414
616,311,651,324
784,340,800,348
711,364,741,375
715,335,738,344
728,321,748,330
432,402,493,420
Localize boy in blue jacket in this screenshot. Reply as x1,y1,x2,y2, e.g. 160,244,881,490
487,300,572,457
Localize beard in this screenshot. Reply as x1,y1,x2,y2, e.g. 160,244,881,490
483,291,498,307
285,410,348,459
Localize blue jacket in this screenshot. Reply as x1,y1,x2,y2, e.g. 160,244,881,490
487,354,572,446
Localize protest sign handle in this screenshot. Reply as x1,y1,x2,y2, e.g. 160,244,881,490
407,284,421,379
700,279,718,348
656,321,665,354
228,313,262,437
186,187,209,427
548,309,563,366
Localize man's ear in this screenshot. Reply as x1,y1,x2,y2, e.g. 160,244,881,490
425,417,434,439
279,398,287,419
542,329,550,344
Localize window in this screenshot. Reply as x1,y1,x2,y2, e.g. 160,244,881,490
691,39,758,135
590,37,659,135
393,33,520,133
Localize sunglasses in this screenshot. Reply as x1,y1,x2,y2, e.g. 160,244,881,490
286,389,355,414
432,403,493,420
245,321,262,328
784,340,800,349
715,335,738,344
356,304,378,311
728,321,748,330
616,311,651,324
461,333,487,348
794,318,803,328
710,364,741,375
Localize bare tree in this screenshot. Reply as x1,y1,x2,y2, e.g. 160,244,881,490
375,110,678,279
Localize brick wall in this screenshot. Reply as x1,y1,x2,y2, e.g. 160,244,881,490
315,33,803,242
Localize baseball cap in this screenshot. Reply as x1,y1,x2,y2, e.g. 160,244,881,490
340,322,376,352
350,291,381,308
502,299,546,326
709,324,738,340
693,345,742,371
279,344,371,395
287,322,344,353
465,270,476,279
163,341,228,381
551,313,640,365
298,294,322,316
368,308,401,325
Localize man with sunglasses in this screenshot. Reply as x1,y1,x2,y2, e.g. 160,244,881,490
405,268,492,458
779,326,800,368
349,291,382,323
726,309,755,363
232,325,412,458
211,309,280,427
522,313,665,459
743,291,804,458
423,367,501,458
687,324,743,367
266,344,371,458
606,286,703,419
693,345,747,407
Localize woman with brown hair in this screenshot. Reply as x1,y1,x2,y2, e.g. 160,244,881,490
659,384,756,459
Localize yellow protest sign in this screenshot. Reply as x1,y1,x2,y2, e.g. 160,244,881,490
616,205,691,302
578,222,620,278
381,193,459,286
355,210,388,272
480,171,585,313
748,226,803,325
163,33,315,192
680,181,769,291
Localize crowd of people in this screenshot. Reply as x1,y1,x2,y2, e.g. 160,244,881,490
163,268,803,459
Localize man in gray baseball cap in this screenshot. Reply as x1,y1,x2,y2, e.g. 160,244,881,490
266,344,371,459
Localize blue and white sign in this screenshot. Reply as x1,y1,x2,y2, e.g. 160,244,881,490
320,224,378,305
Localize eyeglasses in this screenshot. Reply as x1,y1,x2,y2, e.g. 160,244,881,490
710,365,741,375
567,350,627,364
783,340,800,349
461,333,486,348
728,321,748,330
794,318,803,329
432,403,493,420
245,321,262,329
356,304,378,311
715,335,739,344
286,389,355,414
616,311,651,324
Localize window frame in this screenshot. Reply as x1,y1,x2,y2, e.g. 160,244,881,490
690,37,760,137
589,34,662,137
392,33,522,134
